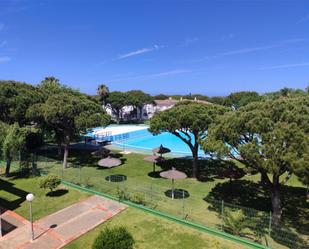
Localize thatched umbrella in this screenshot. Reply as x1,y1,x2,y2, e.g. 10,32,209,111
152,145,171,157
97,157,122,182
144,155,165,172
160,167,187,199
91,147,111,158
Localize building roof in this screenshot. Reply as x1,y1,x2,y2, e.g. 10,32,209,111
154,98,212,107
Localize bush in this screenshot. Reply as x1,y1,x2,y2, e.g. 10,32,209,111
92,226,134,249
39,174,61,193
223,209,247,236
130,192,146,205
116,186,129,200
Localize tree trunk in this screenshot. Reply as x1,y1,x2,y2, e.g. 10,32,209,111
116,110,120,124
260,173,267,186
63,142,69,169
31,153,38,175
192,149,199,179
5,157,12,177
270,185,282,225
57,141,62,157
135,107,139,120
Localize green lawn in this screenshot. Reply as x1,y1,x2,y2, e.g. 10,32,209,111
36,146,308,249
64,208,246,249
0,172,90,221
0,170,247,249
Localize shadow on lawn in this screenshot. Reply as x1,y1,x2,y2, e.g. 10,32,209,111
38,144,127,168
158,158,243,182
46,189,69,197
0,178,28,211
204,179,309,249
164,189,190,199
105,174,127,182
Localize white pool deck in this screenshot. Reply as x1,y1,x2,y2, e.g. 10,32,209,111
92,125,148,136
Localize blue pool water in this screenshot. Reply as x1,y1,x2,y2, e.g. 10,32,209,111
114,129,207,156
87,125,237,157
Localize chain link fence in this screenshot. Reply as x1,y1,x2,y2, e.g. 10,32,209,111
3,155,307,249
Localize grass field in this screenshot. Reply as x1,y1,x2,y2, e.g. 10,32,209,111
0,172,90,220
35,146,308,249
64,208,247,249
0,171,247,249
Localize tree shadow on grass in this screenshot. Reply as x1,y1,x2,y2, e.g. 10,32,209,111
0,178,28,211
2,170,32,180
158,158,244,182
46,189,68,197
38,144,101,166
205,179,271,212
204,179,309,249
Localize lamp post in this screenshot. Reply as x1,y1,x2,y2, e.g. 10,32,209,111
26,193,35,241
0,208,2,237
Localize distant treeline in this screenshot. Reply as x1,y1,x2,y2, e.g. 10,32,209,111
153,87,309,108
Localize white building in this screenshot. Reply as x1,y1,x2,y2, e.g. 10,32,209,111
105,98,210,121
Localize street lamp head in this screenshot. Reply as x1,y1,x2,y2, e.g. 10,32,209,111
26,193,35,202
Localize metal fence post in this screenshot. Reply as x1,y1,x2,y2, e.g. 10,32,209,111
150,184,153,204
0,208,2,237
182,190,185,219
268,211,272,237
61,163,64,180
78,164,81,184
221,200,224,231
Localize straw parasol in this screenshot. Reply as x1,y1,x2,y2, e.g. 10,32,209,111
160,167,187,199
91,147,111,157
97,157,121,168
152,145,171,157
144,155,165,172
97,156,122,182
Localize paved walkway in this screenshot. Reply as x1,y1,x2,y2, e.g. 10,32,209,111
0,196,127,249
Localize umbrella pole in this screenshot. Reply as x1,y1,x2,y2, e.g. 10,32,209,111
172,179,174,199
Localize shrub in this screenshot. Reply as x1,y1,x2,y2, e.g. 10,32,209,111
116,186,129,200
223,209,247,236
39,174,61,193
130,192,146,205
92,226,134,249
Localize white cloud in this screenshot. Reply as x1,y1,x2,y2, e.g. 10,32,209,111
218,45,274,57
298,14,309,23
260,62,309,70
0,56,11,63
110,69,191,82
180,37,199,46
222,33,235,40
0,40,8,47
185,37,309,63
184,45,274,63
118,45,163,60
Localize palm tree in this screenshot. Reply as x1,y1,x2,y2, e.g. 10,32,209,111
97,84,109,107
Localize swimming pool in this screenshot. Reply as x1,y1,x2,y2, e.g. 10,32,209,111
85,125,206,156
88,125,207,157
114,129,206,157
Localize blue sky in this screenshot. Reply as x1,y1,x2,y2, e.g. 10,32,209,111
0,0,309,96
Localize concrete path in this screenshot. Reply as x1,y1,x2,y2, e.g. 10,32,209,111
0,196,127,249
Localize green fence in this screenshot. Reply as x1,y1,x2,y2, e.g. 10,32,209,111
31,155,309,249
